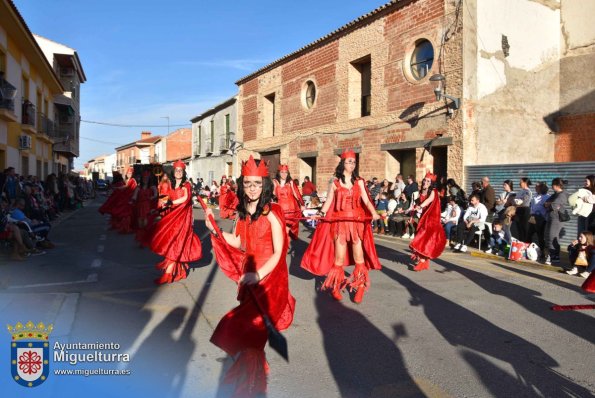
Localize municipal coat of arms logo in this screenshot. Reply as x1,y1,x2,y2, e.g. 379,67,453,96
7,321,53,387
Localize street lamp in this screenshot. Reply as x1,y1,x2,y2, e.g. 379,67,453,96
429,73,461,116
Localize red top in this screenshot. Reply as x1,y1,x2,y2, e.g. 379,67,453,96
274,180,303,239
302,181,316,195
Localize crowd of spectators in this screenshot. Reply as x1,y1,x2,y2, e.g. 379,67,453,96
0,167,93,261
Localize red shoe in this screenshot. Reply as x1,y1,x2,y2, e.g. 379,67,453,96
353,288,365,304
413,259,429,272
331,287,343,301
154,273,173,285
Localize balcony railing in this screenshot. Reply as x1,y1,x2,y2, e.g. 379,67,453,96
220,136,231,151
0,78,17,113
22,100,36,126
39,114,55,136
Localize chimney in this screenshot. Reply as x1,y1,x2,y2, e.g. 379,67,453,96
141,131,152,140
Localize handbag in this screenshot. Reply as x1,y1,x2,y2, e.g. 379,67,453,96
558,209,570,222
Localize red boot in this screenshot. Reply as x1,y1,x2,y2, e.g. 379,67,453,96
331,287,343,301
353,287,365,304
413,259,429,272
154,273,173,285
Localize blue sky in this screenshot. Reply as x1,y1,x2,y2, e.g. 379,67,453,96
14,0,388,169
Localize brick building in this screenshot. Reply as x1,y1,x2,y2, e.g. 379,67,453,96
164,127,192,164
235,0,594,190
114,131,160,174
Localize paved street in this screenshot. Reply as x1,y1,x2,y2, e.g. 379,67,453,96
1,198,594,398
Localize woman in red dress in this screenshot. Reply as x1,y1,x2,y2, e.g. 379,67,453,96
218,175,239,219
273,164,304,240
98,171,124,229
150,160,202,284
301,149,381,303
409,172,446,271
132,170,158,245
204,155,295,398
112,167,138,233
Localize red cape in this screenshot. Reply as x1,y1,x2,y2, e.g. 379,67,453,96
582,272,595,293
409,188,446,259
210,204,295,355
219,184,239,219
301,178,382,276
149,182,202,262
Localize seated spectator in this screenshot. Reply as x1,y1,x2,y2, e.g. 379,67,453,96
484,219,509,255
9,198,53,247
566,231,594,278
374,192,389,234
388,192,410,237
301,176,316,204
454,194,488,253
441,195,461,244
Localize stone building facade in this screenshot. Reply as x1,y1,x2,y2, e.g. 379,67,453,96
236,0,594,190
189,96,237,184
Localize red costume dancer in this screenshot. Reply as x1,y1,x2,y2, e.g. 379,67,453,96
301,149,381,303
409,172,446,271
150,160,202,284
218,176,239,219
273,164,304,240
110,167,137,233
132,170,158,244
205,156,295,398
98,172,125,229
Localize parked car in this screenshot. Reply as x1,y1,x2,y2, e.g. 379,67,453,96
95,179,107,190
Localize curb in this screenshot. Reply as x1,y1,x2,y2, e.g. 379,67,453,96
469,251,564,273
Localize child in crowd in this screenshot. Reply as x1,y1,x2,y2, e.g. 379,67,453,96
485,219,509,255
374,192,389,234
566,231,594,278
441,195,461,244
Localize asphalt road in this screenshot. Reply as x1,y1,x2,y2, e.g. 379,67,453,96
1,198,594,398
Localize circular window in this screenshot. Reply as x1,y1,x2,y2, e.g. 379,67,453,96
410,39,434,80
304,81,316,109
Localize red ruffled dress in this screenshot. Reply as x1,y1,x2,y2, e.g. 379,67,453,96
134,186,157,244
409,188,446,263
274,180,304,240
98,181,125,220
219,183,239,219
111,178,137,233
149,181,202,281
301,178,381,295
210,204,295,398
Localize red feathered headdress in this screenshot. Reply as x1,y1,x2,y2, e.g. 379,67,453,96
424,172,437,182
278,164,289,172
340,149,356,160
173,160,186,170
241,155,269,177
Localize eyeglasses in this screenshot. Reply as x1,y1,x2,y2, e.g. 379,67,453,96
242,181,263,189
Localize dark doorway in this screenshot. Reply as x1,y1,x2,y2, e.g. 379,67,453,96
432,146,448,180
388,149,416,179
302,156,317,185
260,150,280,179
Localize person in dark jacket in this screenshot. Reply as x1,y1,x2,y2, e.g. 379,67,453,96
481,176,496,219
543,178,570,265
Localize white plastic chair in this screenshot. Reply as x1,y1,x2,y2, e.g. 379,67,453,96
474,222,492,250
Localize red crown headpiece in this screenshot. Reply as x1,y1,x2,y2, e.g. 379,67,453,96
221,175,227,179
424,172,437,182
173,160,186,170
340,149,356,160
278,164,289,172
126,167,134,175
241,155,269,177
